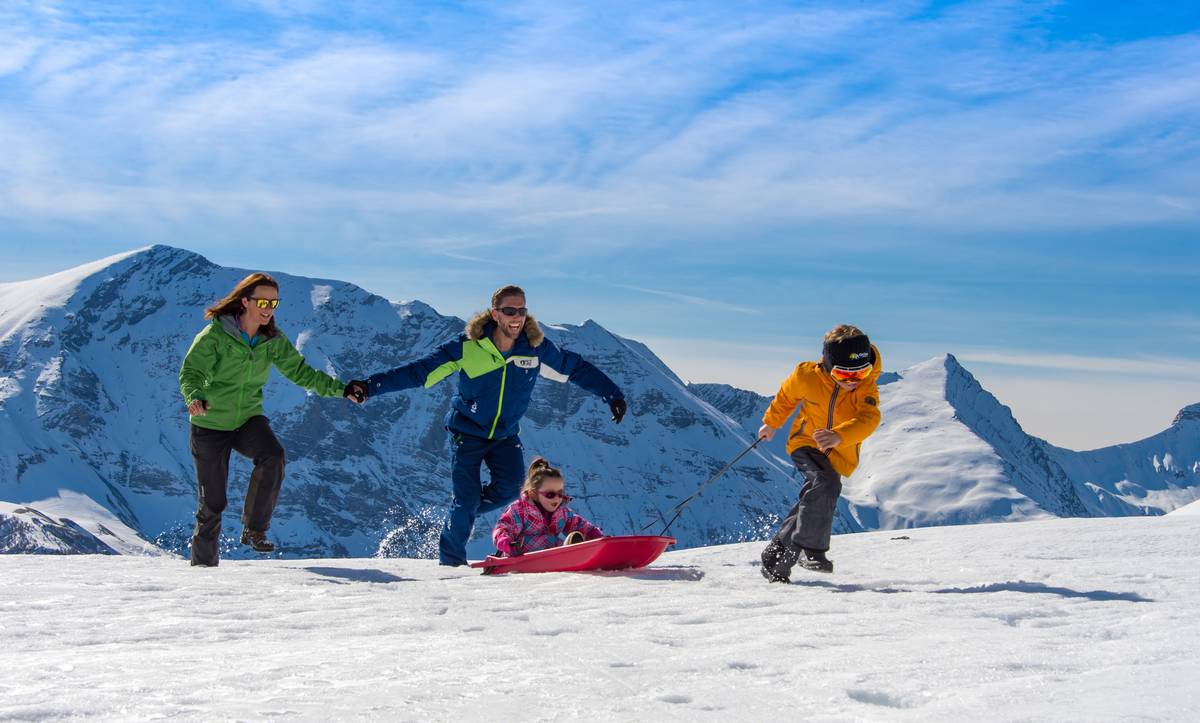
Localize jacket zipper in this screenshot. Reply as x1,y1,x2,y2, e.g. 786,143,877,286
237,340,253,425
826,384,840,429
488,360,507,439
235,331,267,426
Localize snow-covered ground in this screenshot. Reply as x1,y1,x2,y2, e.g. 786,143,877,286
4,515,1197,721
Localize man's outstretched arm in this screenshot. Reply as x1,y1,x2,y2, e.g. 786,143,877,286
366,337,464,397
537,337,626,422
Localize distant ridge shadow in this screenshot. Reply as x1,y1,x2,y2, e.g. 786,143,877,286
303,567,414,584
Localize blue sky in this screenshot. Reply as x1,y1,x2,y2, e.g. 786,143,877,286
1,0,1198,449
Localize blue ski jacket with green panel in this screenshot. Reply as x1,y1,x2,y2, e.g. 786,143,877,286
365,312,624,440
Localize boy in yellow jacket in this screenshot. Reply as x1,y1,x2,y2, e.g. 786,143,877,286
757,324,882,580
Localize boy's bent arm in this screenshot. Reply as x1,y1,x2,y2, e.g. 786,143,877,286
366,337,463,396
831,384,882,445
762,365,807,429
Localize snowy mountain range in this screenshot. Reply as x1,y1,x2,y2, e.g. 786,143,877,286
2,246,1197,557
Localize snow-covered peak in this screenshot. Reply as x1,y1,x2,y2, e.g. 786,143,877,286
0,247,154,342
1173,403,1200,426
392,299,442,319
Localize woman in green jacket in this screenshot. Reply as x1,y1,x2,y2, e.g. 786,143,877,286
178,272,366,567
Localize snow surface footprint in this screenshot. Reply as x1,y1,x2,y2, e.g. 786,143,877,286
530,627,577,637
846,687,927,709
726,599,780,610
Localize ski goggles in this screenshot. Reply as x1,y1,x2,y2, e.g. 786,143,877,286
249,298,280,309
830,364,873,383
495,306,528,317
538,490,572,502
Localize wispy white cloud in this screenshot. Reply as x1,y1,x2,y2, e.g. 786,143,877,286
958,350,1200,378
2,0,1198,247
617,285,763,316
235,0,325,16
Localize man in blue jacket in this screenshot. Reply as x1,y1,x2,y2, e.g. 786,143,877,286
365,285,627,566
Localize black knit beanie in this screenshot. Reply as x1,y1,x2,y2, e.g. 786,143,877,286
822,334,873,371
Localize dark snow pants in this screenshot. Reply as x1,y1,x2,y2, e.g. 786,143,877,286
439,432,524,566
189,416,285,566
773,446,842,553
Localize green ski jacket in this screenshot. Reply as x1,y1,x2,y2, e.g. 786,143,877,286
179,316,345,431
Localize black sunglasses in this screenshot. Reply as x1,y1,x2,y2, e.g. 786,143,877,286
495,306,528,317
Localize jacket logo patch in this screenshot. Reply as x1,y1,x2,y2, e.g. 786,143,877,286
865,397,877,406
510,356,539,370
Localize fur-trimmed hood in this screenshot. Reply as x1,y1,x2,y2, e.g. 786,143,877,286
465,310,544,347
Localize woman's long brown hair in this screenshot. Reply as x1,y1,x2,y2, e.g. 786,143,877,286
204,272,280,336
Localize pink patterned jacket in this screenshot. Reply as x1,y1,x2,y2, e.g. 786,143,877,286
492,494,604,556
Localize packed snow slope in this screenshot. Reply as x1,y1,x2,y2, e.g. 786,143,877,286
2,515,1197,720
0,246,795,558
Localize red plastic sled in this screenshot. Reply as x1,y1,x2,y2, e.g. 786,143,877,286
469,535,676,574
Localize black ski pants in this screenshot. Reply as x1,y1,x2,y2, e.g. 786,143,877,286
189,415,285,565
773,446,842,553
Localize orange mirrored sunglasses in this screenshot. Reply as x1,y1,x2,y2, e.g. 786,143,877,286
830,364,872,382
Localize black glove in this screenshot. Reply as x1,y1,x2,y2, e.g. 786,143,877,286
344,380,368,403
609,397,627,424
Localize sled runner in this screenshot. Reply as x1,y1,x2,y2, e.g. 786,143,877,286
470,535,675,574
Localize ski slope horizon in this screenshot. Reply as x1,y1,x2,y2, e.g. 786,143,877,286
2,245,1199,559
3,514,1197,720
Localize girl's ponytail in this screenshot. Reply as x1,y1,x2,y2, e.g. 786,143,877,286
521,457,563,498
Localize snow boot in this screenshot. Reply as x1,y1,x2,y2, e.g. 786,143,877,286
760,540,799,583
563,531,586,545
798,548,834,574
241,529,276,553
